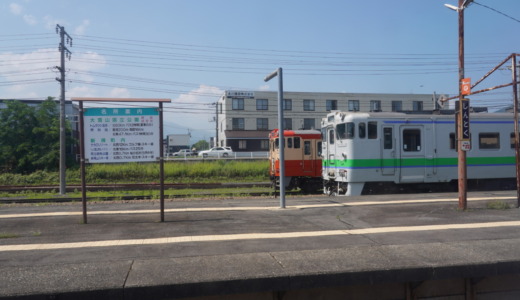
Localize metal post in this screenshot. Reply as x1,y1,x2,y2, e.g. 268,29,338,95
512,54,520,208
457,0,468,210
264,68,285,208
159,102,165,222
78,101,87,224
58,26,66,196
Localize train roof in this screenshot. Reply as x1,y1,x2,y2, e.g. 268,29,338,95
322,111,515,123
269,129,321,139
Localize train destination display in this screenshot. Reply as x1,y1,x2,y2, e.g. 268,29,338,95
83,107,160,163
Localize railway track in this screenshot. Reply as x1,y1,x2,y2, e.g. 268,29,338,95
0,182,311,204
0,182,270,193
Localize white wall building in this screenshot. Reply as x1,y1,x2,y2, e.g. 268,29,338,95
216,90,439,152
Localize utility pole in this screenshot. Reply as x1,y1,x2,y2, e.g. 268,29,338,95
56,24,72,195
512,55,520,208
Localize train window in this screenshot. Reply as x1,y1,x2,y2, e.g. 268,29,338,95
336,123,354,139
511,132,516,149
294,137,301,148
383,127,393,149
329,129,335,145
321,128,327,141
317,142,322,157
359,123,366,139
403,129,421,152
449,133,456,150
304,141,311,155
274,138,279,149
287,137,293,148
368,121,377,139
479,133,500,150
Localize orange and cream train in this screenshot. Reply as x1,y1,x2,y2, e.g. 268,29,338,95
268,129,322,192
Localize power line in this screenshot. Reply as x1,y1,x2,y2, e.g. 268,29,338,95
473,1,520,24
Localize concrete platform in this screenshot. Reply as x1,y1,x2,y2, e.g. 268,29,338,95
1,191,520,299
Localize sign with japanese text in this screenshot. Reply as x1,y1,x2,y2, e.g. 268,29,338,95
459,98,471,151
83,107,159,163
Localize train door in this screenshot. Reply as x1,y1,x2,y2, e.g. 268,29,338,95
322,126,335,178
302,139,313,173
399,126,425,182
381,126,395,175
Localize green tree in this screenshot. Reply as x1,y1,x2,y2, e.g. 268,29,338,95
0,100,37,173
0,98,72,173
192,140,209,151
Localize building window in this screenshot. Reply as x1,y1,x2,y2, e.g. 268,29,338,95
348,100,359,111
370,100,381,112
283,118,292,130
257,118,268,130
232,98,244,110
232,118,244,130
303,99,315,111
303,118,315,130
260,140,269,150
479,133,500,149
413,101,423,112
238,140,247,149
392,101,402,112
283,99,292,111
326,100,337,111
256,99,268,110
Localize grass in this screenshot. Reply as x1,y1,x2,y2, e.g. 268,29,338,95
0,233,19,239
0,160,269,185
486,200,511,210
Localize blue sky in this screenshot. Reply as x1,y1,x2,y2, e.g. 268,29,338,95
1,0,520,142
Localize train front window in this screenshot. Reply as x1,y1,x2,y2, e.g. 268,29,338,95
287,137,293,148
274,138,279,149
359,123,366,139
336,123,354,139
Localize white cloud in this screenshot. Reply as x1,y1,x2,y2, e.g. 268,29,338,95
108,87,131,98
0,48,107,99
176,85,224,104
23,14,37,25
258,84,270,91
9,3,23,15
44,15,66,30
74,19,90,35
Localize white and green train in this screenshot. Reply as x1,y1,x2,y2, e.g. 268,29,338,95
321,112,517,196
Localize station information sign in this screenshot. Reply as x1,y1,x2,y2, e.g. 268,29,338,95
83,107,160,163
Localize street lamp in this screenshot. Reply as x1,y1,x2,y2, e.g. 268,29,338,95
264,68,286,209
445,0,473,210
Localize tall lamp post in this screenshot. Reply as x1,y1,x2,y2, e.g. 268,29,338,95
445,0,473,210
264,68,286,209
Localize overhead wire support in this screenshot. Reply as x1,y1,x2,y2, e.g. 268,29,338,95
56,24,72,196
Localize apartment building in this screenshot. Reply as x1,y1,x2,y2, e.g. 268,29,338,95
216,90,437,152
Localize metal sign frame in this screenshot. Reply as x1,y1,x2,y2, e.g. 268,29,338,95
73,97,171,224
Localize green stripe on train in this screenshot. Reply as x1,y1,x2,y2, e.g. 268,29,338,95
322,156,516,168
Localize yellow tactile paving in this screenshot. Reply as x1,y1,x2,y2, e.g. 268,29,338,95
1,221,520,252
